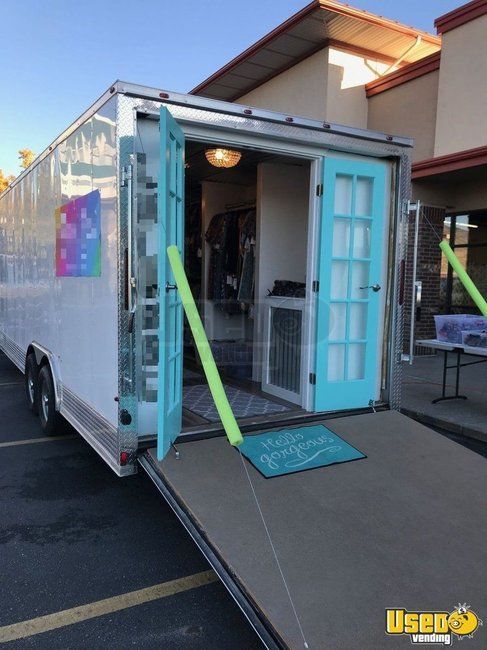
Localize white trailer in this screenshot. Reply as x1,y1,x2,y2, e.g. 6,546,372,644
3,83,485,649
0,81,410,476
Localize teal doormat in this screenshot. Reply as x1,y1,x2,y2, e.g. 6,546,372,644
239,424,365,478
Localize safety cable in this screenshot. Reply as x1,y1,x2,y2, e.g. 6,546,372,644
418,205,444,243
238,449,310,649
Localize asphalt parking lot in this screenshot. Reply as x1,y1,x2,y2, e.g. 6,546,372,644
2,350,486,650
0,353,262,649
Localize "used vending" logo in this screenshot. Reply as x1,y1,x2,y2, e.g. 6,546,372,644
385,604,482,645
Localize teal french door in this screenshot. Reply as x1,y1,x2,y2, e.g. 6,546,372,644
157,108,185,460
315,157,386,412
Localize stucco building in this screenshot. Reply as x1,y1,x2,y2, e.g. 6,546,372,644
192,0,487,341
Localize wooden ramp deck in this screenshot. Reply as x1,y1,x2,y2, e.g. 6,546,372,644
141,410,487,649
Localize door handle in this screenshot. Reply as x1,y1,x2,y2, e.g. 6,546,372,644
127,305,136,334
165,282,177,292
360,283,381,292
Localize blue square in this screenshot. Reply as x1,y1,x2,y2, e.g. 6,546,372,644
239,425,365,478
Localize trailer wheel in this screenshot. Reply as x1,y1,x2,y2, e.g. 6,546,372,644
25,353,39,414
37,365,61,435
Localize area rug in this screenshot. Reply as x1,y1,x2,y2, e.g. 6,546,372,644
183,384,292,422
238,424,366,478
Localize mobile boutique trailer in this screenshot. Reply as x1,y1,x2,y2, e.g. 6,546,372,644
1,83,485,649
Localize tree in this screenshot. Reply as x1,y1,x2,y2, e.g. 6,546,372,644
0,169,15,193
0,148,36,193
19,148,35,169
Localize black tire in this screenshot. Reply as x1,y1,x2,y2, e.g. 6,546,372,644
25,353,39,414
36,365,62,435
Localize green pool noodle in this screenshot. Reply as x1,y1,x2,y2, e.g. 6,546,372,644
166,245,244,447
439,240,487,316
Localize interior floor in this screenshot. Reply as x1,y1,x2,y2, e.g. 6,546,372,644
182,362,301,429
182,138,311,428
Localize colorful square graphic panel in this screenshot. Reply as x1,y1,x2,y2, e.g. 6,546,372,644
55,189,101,277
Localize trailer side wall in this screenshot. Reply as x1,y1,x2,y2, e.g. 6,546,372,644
0,97,119,427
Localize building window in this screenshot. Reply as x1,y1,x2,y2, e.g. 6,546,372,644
441,212,487,313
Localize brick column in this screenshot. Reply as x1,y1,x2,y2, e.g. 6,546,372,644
403,205,445,354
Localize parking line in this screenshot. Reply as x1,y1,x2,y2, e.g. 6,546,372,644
0,381,23,387
0,570,218,642
0,435,76,449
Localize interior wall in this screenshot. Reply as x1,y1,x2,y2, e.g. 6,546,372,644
201,180,255,341
367,71,439,162
253,162,310,380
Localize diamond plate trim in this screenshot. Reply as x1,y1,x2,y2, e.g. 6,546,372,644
116,95,139,468
124,97,410,160
60,384,133,477
389,163,412,410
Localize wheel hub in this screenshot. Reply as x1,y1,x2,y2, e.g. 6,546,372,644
41,386,49,421
28,377,34,403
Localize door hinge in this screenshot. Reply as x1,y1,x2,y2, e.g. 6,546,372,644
316,184,323,197
309,372,316,385
312,280,319,293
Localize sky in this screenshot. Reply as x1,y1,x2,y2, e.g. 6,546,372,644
0,0,461,175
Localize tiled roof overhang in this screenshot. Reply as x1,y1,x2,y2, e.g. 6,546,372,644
191,0,441,101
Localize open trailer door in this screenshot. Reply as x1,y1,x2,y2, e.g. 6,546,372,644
157,107,185,460
315,157,386,412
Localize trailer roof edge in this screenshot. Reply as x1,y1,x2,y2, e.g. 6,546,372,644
117,80,413,148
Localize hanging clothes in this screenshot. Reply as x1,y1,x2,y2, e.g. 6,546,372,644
205,208,256,313
238,210,256,304
185,201,202,298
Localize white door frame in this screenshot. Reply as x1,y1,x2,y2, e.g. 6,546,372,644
181,123,324,412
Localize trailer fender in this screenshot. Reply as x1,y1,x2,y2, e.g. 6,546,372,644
30,342,62,411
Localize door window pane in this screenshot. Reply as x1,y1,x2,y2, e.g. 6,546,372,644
356,177,373,217
329,303,347,341
334,175,353,215
328,344,345,381
353,219,371,259
349,303,367,340
331,261,349,299
350,261,370,299
348,343,366,380
332,218,351,257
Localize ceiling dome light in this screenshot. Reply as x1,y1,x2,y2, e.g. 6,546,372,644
205,148,242,168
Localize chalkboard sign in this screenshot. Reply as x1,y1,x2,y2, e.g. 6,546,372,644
239,424,365,478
